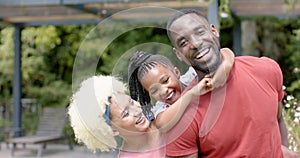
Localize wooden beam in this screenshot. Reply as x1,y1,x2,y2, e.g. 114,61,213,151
111,11,173,20
0,6,85,17
0,0,126,6
110,6,206,20
3,14,100,23
230,0,300,16
84,1,208,10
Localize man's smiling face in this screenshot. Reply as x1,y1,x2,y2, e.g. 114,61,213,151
170,13,221,75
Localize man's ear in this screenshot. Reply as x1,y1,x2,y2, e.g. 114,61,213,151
173,47,183,61
174,67,181,79
173,47,191,66
210,24,219,37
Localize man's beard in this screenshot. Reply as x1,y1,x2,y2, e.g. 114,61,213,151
192,51,221,75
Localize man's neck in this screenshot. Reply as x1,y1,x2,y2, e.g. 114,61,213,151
196,68,218,81
196,72,206,81
196,53,223,81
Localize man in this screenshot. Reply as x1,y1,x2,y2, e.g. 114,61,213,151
165,9,296,158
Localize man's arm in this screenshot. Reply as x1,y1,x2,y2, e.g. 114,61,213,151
278,102,299,158
282,145,299,158
278,102,288,146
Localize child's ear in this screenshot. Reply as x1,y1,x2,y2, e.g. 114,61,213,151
174,67,181,79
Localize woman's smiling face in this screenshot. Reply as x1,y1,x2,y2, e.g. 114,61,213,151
110,92,150,135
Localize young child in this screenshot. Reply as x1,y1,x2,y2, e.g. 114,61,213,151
128,49,234,131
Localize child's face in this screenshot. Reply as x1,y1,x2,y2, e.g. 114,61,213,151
110,93,150,135
140,64,183,105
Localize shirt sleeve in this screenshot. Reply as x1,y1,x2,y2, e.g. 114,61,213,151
152,101,171,118
261,57,284,102
180,67,197,86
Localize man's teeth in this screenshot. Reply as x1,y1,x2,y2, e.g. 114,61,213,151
196,53,202,59
196,48,209,59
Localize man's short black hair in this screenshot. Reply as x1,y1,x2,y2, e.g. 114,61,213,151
166,9,207,43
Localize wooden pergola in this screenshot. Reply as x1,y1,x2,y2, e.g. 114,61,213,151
0,1,212,26
0,0,299,136
230,0,300,17
0,0,215,137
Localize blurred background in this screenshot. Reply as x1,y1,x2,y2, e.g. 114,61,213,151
0,0,299,155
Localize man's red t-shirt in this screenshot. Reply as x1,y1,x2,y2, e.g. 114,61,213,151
166,56,284,157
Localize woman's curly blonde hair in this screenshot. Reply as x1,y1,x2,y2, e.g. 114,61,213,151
68,75,127,152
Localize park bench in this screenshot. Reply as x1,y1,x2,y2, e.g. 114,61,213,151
7,107,73,157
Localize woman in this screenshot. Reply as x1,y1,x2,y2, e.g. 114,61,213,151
68,75,211,157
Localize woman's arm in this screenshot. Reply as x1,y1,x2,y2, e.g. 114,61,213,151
155,78,212,132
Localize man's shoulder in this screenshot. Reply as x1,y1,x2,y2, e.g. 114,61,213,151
235,56,281,70
234,56,282,81
235,56,277,65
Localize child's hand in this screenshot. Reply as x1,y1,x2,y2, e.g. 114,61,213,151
208,63,227,89
190,78,212,97
207,48,234,89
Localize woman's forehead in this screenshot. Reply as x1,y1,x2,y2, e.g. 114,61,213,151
110,93,129,116
112,92,130,106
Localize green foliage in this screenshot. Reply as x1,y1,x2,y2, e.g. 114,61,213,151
22,112,39,135
0,27,14,100
253,16,300,97
284,27,300,99
20,25,94,107
219,0,234,29
253,16,300,153
283,95,300,153
73,21,187,86
0,116,12,128
97,24,186,80
0,25,94,134
254,17,300,76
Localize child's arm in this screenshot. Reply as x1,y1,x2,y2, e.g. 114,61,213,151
155,78,212,132
154,48,234,132
209,48,235,89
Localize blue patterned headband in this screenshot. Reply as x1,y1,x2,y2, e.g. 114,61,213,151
142,103,155,122
104,96,111,126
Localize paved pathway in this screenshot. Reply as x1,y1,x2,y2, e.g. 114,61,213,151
0,143,118,158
